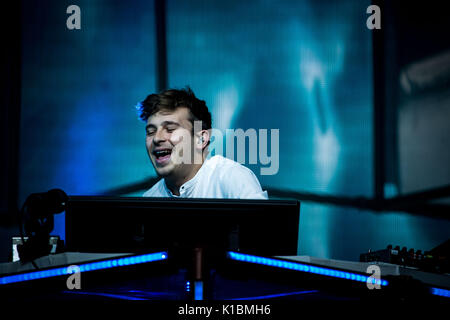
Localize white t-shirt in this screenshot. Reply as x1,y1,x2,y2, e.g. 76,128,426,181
143,155,268,199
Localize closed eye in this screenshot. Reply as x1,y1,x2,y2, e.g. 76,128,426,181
165,125,178,132
145,121,179,136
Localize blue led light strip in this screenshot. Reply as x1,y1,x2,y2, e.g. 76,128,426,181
0,252,168,286
227,252,388,287
430,287,450,298
232,290,319,300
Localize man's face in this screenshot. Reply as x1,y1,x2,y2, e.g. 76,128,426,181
145,107,196,177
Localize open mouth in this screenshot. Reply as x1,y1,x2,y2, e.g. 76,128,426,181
152,148,172,164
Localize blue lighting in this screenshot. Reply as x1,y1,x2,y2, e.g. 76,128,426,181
431,287,450,298
62,290,147,301
232,290,319,300
227,252,388,287
0,252,168,286
194,281,203,301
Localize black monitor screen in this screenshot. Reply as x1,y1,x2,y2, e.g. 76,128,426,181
65,197,300,257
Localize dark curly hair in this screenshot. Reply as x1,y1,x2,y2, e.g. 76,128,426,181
137,87,212,131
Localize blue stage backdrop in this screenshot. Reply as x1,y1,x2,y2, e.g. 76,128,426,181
19,0,449,260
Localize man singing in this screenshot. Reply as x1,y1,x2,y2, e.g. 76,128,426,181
137,87,268,199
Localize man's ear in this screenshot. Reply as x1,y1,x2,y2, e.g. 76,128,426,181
195,130,210,151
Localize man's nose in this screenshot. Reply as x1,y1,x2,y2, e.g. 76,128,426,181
153,128,167,144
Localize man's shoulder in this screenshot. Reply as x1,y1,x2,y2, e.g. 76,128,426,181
142,178,168,197
207,155,258,182
206,155,268,199
207,155,251,172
